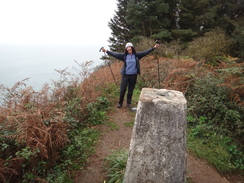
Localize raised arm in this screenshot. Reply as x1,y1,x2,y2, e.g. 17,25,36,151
101,47,124,61
136,44,159,59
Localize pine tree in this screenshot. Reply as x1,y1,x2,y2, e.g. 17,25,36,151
108,0,130,52
164,0,181,29
108,0,169,51
107,0,243,57
176,0,244,41
125,0,169,39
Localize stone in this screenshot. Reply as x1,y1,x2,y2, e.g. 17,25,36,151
123,88,187,183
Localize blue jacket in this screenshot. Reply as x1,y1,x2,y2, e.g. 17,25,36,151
107,48,155,75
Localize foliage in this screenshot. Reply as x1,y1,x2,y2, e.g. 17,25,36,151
187,115,244,172
85,96,110,125
0,60,111,182
1,34,243,181
186,73,244,139
185,66,244,173
126,0,169,37
183,29,234,62
171,29,197,41
232,26,244,59
135,46,243,173
175,0,244,41
108,0,169,50
108,0,130,52
134,37,181,59
104,148,196,183
108,0,244,57
63,96,85,127
151,29,172,41
104,149,128,183
124,121,134,128
0,81,69,182
46,128,99,183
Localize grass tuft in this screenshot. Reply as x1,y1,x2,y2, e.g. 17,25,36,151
104,149,128,183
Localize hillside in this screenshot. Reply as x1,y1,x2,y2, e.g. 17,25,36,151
0,54,243,182
75,55,244,182
75,107,241,183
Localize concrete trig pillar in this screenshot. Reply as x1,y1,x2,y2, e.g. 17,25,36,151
123,88,187,183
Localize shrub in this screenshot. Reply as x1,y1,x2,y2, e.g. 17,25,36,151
183,28,234,63
186,73,243,138
186,72,244,173
85,96,110,125
151,29,172,41
171,29,198,41
0,81,69,182
63,96,85,128
45,128,99,183
187,115,244,172
0,60,110,182
133,37,182,59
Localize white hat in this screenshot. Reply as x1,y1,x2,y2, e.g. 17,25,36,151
125,42,134,48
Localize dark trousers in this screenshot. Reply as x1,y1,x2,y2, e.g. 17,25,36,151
119,74,137,105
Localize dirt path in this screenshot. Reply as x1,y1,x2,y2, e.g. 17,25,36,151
75,107,241,183
75,107,134,183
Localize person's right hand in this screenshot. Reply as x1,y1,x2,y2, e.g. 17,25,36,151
101,48,107,52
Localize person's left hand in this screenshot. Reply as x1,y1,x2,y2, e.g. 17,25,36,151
154,44,159,49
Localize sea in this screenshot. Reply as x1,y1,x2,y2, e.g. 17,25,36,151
0,43,105,91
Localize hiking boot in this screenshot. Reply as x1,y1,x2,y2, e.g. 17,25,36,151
126,104,132,108
117,103,122,108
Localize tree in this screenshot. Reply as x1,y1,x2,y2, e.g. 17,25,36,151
174,0,244,56
126,0,169,37
108,0,131,52
108,0,169,51
178,0,244,37
107,0,244,58
232,23,244,59
163,0,179,29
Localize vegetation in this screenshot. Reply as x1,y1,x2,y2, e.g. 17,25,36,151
103,52,243,182
108,0,244,58
0,37,243,182
102,37,243,182
0,62,111,182
104,149,128,183
0,1,243,182
104,149,193,183
183,29,234,62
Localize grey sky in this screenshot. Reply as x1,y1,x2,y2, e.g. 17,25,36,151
0,0,117,46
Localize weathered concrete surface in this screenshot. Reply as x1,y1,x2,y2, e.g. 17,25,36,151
123,88,187,183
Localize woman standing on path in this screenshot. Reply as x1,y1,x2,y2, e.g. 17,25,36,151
101,42,159,108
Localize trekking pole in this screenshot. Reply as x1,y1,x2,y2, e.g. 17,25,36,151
99,47,118,87
155,40,161,89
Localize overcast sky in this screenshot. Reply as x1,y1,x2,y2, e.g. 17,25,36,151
0,0,117,46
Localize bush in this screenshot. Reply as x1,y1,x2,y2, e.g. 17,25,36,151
0,60,111,182
187,115,244,172
45,128,99,183
151,29,172,41
186,72,244,172
186,73,243,138
85,96,110,125
183,28,234,63
63,96,85,127
171,28,198,41
133,37,182,59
